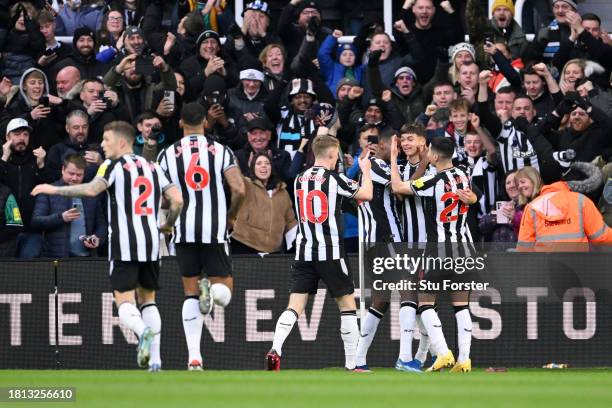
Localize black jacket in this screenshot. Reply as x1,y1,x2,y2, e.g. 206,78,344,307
45,138,103,182
54,51,110,80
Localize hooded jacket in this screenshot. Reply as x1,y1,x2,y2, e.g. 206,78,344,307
0,68,64,150
517,181,612,250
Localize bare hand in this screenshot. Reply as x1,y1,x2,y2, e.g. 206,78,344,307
601,31,612,46
461,87,476,104
479,70,493,84
104,90,119,107
501,203,515,220
298,137,309,152
31,183,57,196
62,207,81,222
469,112,480,129
456,188,475,204
205,57,225,77
440,0,454,13
243,112,260,122
344,153,354,167
31,104,51,120
496,109,511,123
116,54,137,74
37,53,57,67
2,140,12,161
33,146,46,168
358,148,371,172
84,150,102,165
311,59,320,70
425,104,437,116
0,77,12,96
156,98,174,117
83,235,100,249
381,89,392,103
87,99,107,115
163,32,176,55
393,20,409,34
332,29,343,38
152,54,168,72
533,63,550,78
348,86,364,100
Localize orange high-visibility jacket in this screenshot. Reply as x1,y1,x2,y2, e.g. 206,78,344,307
517,181,612,251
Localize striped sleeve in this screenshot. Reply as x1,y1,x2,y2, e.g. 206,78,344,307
336,173,359,198
222,144,238,172
95,159,116,186
410,174,438,197
370,158,391,187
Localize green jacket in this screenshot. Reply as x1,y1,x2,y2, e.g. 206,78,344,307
489,19,528,61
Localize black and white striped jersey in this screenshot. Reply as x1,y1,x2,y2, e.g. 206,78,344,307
96,154,172,261
401,161,435,243
467,155,500,218
294,166,359,261
410,166,473,242
358,157,403,243
158,134,237,244
497,122,539,172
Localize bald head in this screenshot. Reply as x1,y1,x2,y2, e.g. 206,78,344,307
56,66,81,97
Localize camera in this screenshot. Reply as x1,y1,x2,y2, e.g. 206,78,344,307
204,91,226,108
150,124,163,141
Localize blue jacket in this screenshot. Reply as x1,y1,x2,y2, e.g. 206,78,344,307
31,180,106,258
55,5,104,36
318,35,365,96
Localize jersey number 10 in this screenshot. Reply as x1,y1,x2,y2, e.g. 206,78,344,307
296,189,329,224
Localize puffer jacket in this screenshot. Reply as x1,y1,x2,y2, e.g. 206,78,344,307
55,4,104,36
0,19,45,84
317,34,365,95
30,180,106,258
232,177,297,253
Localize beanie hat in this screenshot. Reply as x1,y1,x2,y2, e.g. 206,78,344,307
196,30,221,48
240,60,265,82
449,42,476,63
297,0,321,14
394,66,417,82
202,74,227,95
289,78,316,97
552,0,577,10
336,42,357,61
73,26,96,48
125,25,144,38
491,0,515,15
242,0,271,16
335,77,359,95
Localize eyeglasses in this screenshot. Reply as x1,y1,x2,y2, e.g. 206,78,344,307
108,16,123,22
397,74,415,82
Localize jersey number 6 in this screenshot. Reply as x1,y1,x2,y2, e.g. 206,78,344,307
185,154,210,191
296,189,329,224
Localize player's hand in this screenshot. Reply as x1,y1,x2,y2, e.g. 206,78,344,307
33,146,46,168
456,188,475,204
390,135,398,160
358,148,371,172
62,207,81,222
159,223,174,235
31,183,57,196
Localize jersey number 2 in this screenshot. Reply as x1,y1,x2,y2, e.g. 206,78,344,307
134,176,153,215
296,189,329,224
439,192,468,223
185,154,209,191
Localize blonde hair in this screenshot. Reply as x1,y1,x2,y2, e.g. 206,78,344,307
259,44,286,67
311,134,339,158
560,58,586,84
515,166,543,206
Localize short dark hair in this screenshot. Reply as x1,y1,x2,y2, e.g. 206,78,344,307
400,123,426,138
581,13,601,25
429,137,455,160
513,93,533,105
497,86,516,96
378,126,396,141
63,153,87,171
575,77,593,89
82,78,105,89
181,102,206,126
433,81,455,92
104,121,135,143
134,111,158,126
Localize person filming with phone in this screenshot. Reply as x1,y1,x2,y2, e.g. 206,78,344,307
31,154,106,258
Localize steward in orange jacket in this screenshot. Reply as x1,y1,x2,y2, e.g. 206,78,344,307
517,181,612,251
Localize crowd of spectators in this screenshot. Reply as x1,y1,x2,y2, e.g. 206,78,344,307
0,0,611,258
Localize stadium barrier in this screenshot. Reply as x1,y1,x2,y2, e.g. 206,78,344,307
1,252,611,370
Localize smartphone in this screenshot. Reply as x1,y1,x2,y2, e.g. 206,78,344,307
39,96,49,107
73,202,83,213
496,201,510,224
43,48,56,57
135,55,155,76
367,135,378,145
163,90,175,105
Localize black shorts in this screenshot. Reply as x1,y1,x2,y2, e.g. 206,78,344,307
290,258,354,298
175,243,232,278
109,260,160,292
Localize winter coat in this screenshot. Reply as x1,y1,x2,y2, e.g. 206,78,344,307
0,20,45,84
55,4,104,36
0,68,65,151
234,143,293,183
227,84,268,122
31,180,106,258
389,84,425,125
0,183,22,257
317,35,365,95
45,138,102,183
232,177,297,253
489,19,528,61
277,2,332,61
54,51,110,81
517,181,612,250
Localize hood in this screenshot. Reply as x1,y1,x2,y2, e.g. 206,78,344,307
564,161,603,194
19,68,49,109
529,181,571,222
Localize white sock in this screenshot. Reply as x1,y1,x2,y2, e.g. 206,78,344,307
272,309,298,356
415,314,431,363
118,302,146,338
182,298,204,363
455,306,472,363
355,308,383,367
399,302,417,362
141,303,162,367
210,283,232,307
340,310,359,370
419,306,449,356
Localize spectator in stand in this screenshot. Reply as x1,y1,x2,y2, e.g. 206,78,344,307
317,29,365,95
512,166,543,237
522,63,563,118
232,152,298,254
36,10,73,91
259,44,287,92
0,181,23,257
576,77,612,117
0,68,65,150
488,0,528,60
448,42,476,88
133,112,171,162
67,78,123,143
103,52,177,123
54,26,110,80
45,110,103,182
456,60,480,105
0,2,45,85
31,154,106,258
55,0,104,36
97,9,125,50
55,66,82,99
228,61,269,132
483,39,524,93
0,118,50,258
526,0,576,64
198,74,241,149
278,0,330,60
479,170,519,243
388,66,424,125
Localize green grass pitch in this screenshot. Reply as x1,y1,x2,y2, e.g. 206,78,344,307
2,369,611,408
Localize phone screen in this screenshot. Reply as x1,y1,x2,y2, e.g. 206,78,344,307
135,56,155,76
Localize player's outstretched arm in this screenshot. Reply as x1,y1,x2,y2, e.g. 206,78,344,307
389,135,414,196
160,185,184,234
224,166,246,227
354,149,373,201
31,178,108,198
